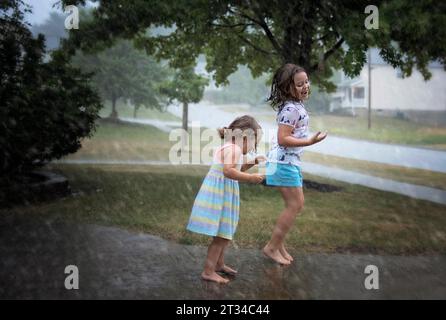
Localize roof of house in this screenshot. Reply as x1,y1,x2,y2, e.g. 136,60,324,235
338,78,364,87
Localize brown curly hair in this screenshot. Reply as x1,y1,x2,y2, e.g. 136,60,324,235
267,63,306,110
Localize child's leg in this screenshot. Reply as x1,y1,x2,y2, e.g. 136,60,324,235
264,187,304,264
216,240,238,275
202,236,230,283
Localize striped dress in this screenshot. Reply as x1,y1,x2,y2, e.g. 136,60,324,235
187,143,242,240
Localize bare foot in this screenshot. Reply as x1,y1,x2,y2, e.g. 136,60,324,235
216,264,238,275
280,245,294,262
201,271,230,284
263,245,291,265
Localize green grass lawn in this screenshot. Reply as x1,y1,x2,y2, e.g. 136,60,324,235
65,120,174,161
4,163,445,255
65,119,226,164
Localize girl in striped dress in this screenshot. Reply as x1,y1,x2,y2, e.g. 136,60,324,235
187,115,265,284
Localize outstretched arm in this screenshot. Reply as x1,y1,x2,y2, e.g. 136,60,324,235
277,124,327,147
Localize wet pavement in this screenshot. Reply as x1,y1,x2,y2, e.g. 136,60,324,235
120,117,182,133
1,215,445,299
302,163,446,205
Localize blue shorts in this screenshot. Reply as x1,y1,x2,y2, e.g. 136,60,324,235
265,162,303,187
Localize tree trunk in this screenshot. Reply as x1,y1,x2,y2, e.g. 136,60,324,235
181,102,188,153
368,48,372,130
110,94,118,119
133,105,138,119
282,3,312,71
282,18,296,63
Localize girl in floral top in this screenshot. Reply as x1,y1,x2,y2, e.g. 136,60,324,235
264,64,328,265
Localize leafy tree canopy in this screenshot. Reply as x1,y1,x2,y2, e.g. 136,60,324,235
62,0,445,91
71,39,170,117
1,0,101,176
161,66,208,105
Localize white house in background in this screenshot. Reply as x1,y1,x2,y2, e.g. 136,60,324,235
330,48,446,123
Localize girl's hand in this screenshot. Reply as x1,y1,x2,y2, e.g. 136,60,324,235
254,155,267,165
249,173,265,184
308,131,327,145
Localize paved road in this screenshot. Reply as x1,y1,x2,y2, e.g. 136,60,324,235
167,103,446,173
120,117,181,133
1,217,445,299
302,162,446,205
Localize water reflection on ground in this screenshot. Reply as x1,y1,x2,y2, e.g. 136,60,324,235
0,216,445,299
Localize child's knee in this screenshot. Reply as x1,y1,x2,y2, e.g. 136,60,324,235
296,204,304,215
287,202,304,215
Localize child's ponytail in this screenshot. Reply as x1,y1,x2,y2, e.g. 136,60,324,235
218,127,228,139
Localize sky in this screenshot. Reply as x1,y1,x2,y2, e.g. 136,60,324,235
23,0,61,25
23,0,97,25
